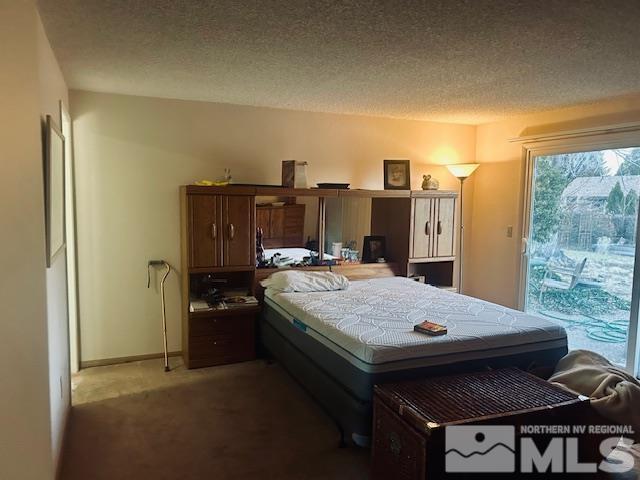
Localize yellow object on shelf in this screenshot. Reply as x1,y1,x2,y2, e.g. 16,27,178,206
195,180,229,186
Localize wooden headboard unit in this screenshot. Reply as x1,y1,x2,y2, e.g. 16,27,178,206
253,262,400,302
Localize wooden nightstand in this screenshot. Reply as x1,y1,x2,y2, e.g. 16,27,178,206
184,305,260,369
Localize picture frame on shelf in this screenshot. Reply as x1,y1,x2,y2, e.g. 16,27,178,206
362,235,386,263
383,159,411,190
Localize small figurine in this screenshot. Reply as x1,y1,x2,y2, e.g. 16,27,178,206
422,174,439,190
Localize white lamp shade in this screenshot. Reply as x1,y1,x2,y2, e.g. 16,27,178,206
446,163,479,179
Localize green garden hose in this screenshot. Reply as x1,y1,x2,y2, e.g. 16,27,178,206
537,310,629,343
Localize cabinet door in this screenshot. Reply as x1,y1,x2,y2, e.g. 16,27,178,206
434,197,456,258
270,207,285,239
283,204,305,247
189,195,220,268
222,195,255,266
411,198,434,259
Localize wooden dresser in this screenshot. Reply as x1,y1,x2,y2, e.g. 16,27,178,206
180,186,258,369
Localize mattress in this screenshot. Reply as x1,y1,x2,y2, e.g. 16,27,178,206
264,277,567,372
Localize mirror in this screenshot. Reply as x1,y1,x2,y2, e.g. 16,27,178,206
256,196,321,267
325,197,372,263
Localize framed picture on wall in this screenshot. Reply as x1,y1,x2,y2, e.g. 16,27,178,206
383,159,411,190
44,114,66,267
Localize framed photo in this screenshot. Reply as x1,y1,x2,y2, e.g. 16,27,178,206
383,159,411,190
362,235,386,263
44,114,65,267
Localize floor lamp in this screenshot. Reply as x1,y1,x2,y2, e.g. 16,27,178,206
446,163,479,293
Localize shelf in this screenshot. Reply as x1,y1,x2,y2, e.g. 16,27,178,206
184,185,257,195
184,185,458,199
188,266,256,274
189,304,261,319
338,189,410,198
254,186,339,197
408,257,456,264
410,190,458,198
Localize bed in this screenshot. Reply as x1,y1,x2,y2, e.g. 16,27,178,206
259,276,568,445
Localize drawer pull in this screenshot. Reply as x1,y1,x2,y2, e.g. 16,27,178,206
211,223,217,239
437,220,442,235
228,223,235,240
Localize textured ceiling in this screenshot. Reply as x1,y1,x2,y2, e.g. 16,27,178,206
38,0,640,124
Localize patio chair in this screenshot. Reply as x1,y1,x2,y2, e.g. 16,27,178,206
538,257,587,302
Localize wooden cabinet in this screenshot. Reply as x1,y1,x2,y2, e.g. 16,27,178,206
410,194,456,260
256,204,305,248
371,191,457,288
187,193,255,269
184,308,258,369
433,197,455,258
411,197,433,259
181,187,258,369
222,195,255,266
189,194,220,268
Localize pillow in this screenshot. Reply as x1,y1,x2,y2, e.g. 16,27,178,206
260,270,349,293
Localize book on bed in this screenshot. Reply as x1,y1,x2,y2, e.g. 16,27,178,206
414,321,447,336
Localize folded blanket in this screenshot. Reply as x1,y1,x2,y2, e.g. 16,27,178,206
549,350,640,433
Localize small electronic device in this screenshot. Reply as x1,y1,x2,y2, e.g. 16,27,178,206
414,321,447,336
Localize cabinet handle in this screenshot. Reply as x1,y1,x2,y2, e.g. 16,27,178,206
228,223,235,239
425,221,431,236
437,220,442,235
211,223,217,239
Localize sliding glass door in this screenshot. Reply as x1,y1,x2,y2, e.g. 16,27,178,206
521,147,640,373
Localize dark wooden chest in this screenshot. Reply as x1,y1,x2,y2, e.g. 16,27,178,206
372,368,604,480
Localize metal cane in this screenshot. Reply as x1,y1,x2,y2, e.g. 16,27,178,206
148,260,172,372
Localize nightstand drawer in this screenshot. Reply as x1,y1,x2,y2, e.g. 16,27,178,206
189,315,250,337
188,318,256,367
189,334,238,358
185,307,258,368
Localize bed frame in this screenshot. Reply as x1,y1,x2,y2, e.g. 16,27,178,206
260,302,567,447
257,267,568,447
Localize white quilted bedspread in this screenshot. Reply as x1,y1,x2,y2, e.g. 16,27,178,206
266,276,567,364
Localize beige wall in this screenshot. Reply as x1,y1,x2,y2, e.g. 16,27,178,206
37,9,70,470
71,90,476,362
0,1,68,478
468,94,640,308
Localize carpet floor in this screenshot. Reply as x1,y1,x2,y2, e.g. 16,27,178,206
61,358,369,479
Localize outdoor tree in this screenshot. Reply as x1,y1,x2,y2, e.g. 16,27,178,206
607,181,625,214
625,189,638,216
532,159,567,243
607,181,627,240
616,149,640,176
550,151,606,180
